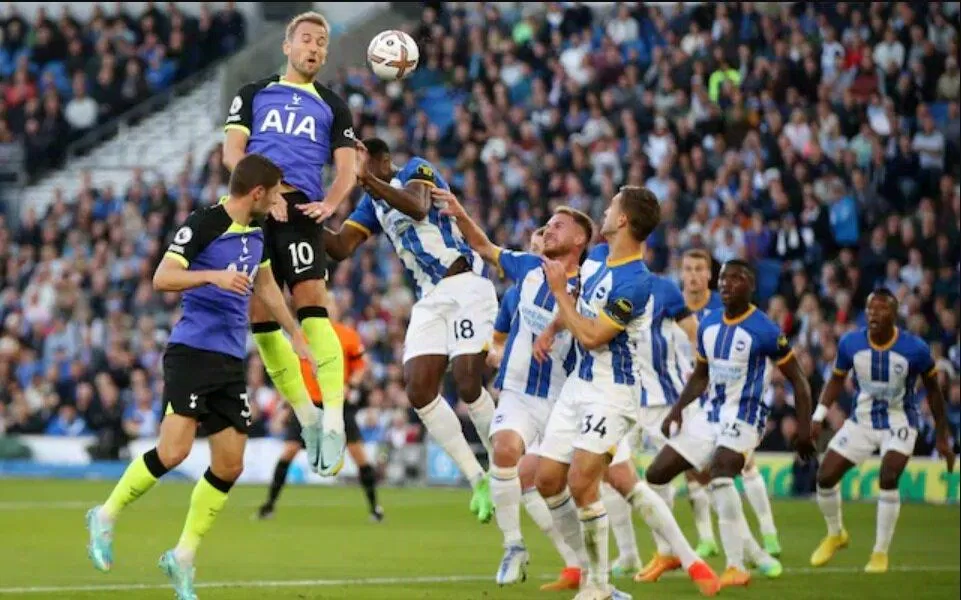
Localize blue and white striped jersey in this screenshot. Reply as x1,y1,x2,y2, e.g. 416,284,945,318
696,306,793,429
637,276,692,407
834,328,935,430
677,291,723,372
493,250,578,401
344,157,482,299
575,245,654,388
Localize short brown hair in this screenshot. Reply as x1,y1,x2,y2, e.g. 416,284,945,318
554,206,595,245
286,11,330,41
229,154,283,196
682,248,712,267
618,186,661,242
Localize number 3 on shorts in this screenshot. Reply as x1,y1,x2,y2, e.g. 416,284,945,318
582,414,608,438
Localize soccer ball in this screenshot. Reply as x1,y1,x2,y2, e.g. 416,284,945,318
367,30,419,81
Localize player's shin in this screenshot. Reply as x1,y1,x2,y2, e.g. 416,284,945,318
465,387,496,456
578,500,611,588
490,464,524,545
101,448,169,522
709,478,746,570
742,466,778,537
265,459,292,509
298,307,346,433
174,468,234,565
252,322,320,426
545,489,590,568
874,489,901,554
816,484,844,535
601,483,641,569
415,395,485,485
627,481,700,569
522,488,580,567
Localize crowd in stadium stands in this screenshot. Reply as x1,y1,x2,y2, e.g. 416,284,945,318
0,3,959,479
0,2,246,176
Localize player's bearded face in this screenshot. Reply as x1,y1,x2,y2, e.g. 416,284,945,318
285,23,329,78
542,215,576,258
529,231,545,255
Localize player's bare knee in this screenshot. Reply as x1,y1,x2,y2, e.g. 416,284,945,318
607,461,638,496
212,457,244,483
518,455,539,490
816,468,840,489
403,358,445,409
281,442,300,463
290,279,327,309
451,358,483,402
645,460,672,486
878,469,901,491
156,442,190,469
568,470,599,506
534,466,565,499
491,433,523,468
709,451,743,480
248,294,273,324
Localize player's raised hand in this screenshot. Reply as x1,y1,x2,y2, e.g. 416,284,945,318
297,201,335,223
355,140,369,178
793,422,817,462
209,270,252,295
542,259,567,294
936,434,956,473
432,188,464,217
661,405,684,438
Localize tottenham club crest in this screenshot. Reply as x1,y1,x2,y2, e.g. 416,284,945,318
174,227,193,245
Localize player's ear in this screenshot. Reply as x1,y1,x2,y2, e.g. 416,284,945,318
282,38,291,58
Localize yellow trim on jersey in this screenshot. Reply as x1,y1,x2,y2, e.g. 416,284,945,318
344,220,372,237
408,178,437,189
224,124,251,136
492,247,506,278
165,403,174,416
270,79,322,99
164,252,189,268
775,349,795,367
832,367,848,377
687,292,711,313
492,331,509,343
722,305,756,326
868,327,899,352
606,445,618,457
696,352,708,363
606,252,644,267
923,366,938,378
259,258,271,268
226,222,261,235
600,310,626,331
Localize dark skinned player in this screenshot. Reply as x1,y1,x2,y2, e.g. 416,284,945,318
809,288,955,573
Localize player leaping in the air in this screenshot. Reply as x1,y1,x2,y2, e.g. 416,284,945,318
535,187,720,599
223,11,357,475
256,297,383,523
436,189,592,587
322,138,496,522
809,288,955,573
651,260,815,588
86,155,316,600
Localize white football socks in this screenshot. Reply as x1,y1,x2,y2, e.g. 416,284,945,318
578,501,610,589
415,396,484,486
710,477,746,570
465,388,495,456
601,482,639,564
490,465,522,545
687,480,716,544
816,485,844,536
546,489,589,570
627,481,700,569
874,489,901,553
742,467,778,537
523,487,580,567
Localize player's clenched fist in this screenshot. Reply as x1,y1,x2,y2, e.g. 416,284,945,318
210,270,252,294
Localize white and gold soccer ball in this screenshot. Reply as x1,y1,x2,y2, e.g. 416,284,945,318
367,30,420,81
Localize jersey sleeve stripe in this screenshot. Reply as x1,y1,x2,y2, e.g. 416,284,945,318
775,349,795,366
832,367,848,376
164,252,189,268
599,310,627,331
224,124,251,136
344,220,372,237
492,247,505,278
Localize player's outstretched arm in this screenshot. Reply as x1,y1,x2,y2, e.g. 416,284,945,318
322,224,369,261
432,188,501,265
921,368,956,471
811,371,846,440
222,129,248,172
677,314,698,346
252,263,317,373
325,145,359,211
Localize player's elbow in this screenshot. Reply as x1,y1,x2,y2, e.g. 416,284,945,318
152,269,171,292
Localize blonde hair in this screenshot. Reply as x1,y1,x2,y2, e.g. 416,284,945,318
682,248,712,267
286,11,330,41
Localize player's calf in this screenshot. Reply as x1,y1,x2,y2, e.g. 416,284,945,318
452,353,496,456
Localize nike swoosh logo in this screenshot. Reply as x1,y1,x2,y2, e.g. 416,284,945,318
294,266,311,274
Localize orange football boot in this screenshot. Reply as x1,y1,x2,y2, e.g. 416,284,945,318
539,567,581,591
719,566,751,588
634,553,682,582
687,561,721,596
